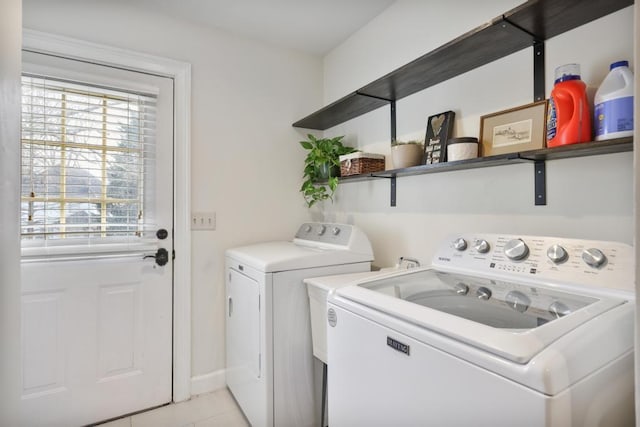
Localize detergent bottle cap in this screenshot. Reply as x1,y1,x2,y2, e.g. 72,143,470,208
610,60,629,70
554,63,581,84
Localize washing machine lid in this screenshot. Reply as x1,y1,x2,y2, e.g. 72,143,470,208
226,241,373,272
334,268,628,364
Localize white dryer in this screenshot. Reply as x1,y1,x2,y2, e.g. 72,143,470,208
328,234,635,426
225,223,373,427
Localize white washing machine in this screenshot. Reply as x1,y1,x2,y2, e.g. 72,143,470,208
225,223,373,427
328,233,635,426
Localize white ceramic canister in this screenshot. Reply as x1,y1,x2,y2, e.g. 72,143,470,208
447,137,478,161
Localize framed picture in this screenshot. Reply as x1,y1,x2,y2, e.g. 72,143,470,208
479,100,547,156
423,111,455,164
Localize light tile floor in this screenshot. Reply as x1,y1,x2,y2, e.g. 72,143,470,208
97,388,249,427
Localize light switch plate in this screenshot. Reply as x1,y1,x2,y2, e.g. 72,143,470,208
191,212,215,230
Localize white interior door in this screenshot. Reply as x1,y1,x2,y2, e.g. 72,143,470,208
19,51,174,427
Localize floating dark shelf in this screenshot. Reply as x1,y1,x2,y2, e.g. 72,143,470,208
504,0,634,40
292,93,388,130
357,20,532,102
331,138,633,206
335,138,633,183
356,153,524,180
518,137,634,161
292,0,633,130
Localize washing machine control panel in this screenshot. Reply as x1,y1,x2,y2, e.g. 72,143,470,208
431,234,634,293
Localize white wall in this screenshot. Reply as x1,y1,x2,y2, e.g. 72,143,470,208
0,0,22,424
320,3,635,269
22,0,319,388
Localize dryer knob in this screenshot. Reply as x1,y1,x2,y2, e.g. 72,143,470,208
504,238,529,261
582,248,607,268
473,239,490,254
476,287,492,300
547,244,568,264
453,238,467,251
304,224,312,233
332,227,341,236
317,225,327,236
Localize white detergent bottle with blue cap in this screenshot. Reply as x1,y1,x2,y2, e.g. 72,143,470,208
594,60,634,140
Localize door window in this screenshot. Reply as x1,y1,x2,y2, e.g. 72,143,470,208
21,75,159,252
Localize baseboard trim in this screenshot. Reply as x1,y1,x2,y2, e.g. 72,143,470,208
190,370,226,396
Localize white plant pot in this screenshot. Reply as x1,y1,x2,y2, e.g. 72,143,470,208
391,144,423,169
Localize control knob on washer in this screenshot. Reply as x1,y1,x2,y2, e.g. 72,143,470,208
476,287,492,300
453,283,469,295
332,227,341,236
549,301,571,318
473,239,490,254
582,248,607,268
453,238,467,251
317,225,326,236
505,291,531,313
547,244,568,264
504,238,529,261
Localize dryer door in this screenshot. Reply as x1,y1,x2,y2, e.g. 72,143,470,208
227,267,261,384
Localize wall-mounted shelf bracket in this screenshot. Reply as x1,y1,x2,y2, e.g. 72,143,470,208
534,160,546,205
533,40,545,102
356,92,396,142
390,100,396,142
502,18,545,102
371,174,397,206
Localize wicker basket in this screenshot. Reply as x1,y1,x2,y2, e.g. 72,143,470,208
339,152,385,176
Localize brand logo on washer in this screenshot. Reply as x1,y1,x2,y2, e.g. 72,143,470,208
387,337,410,355
438,257,451,262
327,308,337,327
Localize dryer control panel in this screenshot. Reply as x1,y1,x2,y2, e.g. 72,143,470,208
293,223,374,257
432,234,634,295
294,222,352,246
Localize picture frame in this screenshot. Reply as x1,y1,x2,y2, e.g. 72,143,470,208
423,110,455,164
479,100,547,156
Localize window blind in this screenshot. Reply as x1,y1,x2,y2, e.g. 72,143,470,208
21,75,158,245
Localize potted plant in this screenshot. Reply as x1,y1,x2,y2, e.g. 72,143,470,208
299,134,357,207
391,140,424,169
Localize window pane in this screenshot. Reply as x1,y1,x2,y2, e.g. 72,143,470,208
106,151,141,200
21,75,155,243
64,148,103,198
21,144,62,198
107,202,141,234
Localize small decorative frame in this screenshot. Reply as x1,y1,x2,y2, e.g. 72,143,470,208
423,110,455,164
479,100,547,156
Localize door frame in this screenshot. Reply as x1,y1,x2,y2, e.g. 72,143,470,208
22,29,193,403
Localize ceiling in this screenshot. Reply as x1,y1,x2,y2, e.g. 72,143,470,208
123,0,396,55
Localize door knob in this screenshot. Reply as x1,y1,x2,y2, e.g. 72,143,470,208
144,248,169,266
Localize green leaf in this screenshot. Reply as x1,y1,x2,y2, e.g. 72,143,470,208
298,134,355,208
328,177,338,192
